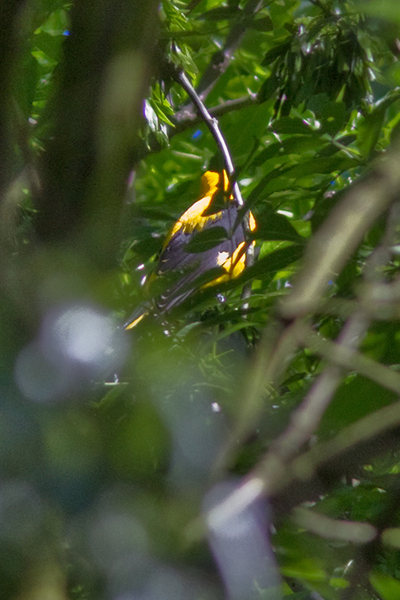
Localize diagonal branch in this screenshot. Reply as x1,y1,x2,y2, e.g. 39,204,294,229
133,92,260,165
207,157,400,525
295,321,400,396
176,68,244,207
173,93,259,130
196,0,265,101
280,141,400,319
205,396,400,531
268,312,369,463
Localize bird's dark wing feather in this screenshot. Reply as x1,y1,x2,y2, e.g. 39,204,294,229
154,205,247,312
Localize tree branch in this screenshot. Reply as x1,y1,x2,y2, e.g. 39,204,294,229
270,313,369,462
208,170,400,526
292,507,377,544
196,0,264,101
132,92,260,165
295,321,400,396
173,93,259,130
281,140,400,318
205,398,400,530
176,68,244,207
0,1,27,196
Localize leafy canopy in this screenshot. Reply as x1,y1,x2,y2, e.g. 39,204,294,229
2,1,400,599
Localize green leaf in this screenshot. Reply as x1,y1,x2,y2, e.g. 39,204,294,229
257,74,280,102
254,207,303,242
38,8,69,35
262,40,292,66
224,101,274,157
357,106,385,159
196,6,240,20
242,244,303,282
185,226,228,252
370,572,400,600
162,0,190,30
283,156,359,179
320,376,397,437
33,30,63,62
273,117,315,134
357,0,400,24
307,95,347,136
251,135,325,168
31,48,58,67
280,558,326,581
247,16,273,32
169,41,198,78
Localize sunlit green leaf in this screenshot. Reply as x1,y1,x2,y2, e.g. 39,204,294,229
370,572,400,600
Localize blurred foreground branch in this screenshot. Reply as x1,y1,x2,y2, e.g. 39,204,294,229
209,139,400,527
281,141,400,318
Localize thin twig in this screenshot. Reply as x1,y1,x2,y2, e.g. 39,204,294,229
173,93,259,128
209,154,400,524
133,92,260,165
267,312,369,464
176,69,244,206
258,192,400,474
205,395,400,530
281,141,400,318
196,0,264,100
295,321,400,396
293,507,377,544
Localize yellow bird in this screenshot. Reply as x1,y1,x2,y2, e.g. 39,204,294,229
124,170,256,329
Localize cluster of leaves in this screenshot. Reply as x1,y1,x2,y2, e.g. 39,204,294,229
3,1,400,600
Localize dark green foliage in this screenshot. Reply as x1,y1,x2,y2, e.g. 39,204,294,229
2,1,400,599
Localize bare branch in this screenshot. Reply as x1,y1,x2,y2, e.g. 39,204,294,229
296,322,400,396
208,166,400,525
281,141,400,318
270,312,369,462
132,92,260,165
175,68,256,315
176,69,244,207
293,507,377,544
206,397,400,530
196,0,264,101
173,93,259,129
